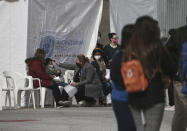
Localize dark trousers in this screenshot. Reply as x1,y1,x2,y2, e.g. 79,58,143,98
75,86,96,103
168,80,174,106
46,81,69,103
112,100,136,131
172,81,187,131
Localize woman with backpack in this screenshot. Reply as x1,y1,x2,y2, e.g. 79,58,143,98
121,16,175,131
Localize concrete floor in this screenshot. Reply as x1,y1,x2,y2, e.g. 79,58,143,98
0,107,174,131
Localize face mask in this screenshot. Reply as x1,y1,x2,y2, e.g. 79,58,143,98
76,63,82,68
94,55,101,60
48,65,54,68
113,39,118,45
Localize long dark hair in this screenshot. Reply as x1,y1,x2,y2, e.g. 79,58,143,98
120,24,134,49
123,16,162,79
34,48,46,65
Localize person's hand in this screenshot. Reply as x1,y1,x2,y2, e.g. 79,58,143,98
71,82,78,87
89,57,94,62
108,59,112,63
53,59,59,65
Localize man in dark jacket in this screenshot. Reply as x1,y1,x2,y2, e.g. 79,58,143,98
103,33,120,68
166,18,187,131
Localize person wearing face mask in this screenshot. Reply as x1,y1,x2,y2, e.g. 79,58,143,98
91,48,106,81
45,58,56,76
103,33,120,68
71,54,103,106
91,48,112,105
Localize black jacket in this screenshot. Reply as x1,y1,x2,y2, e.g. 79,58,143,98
166,25,187,80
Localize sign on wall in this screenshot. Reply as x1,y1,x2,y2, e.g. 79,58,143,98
27,0,103,63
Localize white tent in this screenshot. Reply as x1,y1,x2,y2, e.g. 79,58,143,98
0,0,103,74
1,0,187,74
0,0,103,107
0,0,186,107
0,0,28,74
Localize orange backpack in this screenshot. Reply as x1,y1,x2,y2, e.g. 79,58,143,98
121,55,148,93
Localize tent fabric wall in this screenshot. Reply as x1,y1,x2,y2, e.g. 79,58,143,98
110,0,158,42
0,0,28,74
0,0,28,107
110,0,187,39
157,0,187,37
0,0,103,107
27,0,103,63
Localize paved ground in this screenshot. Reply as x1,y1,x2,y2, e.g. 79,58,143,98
0,107,174,131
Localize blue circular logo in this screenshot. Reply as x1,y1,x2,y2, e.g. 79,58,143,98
40,36,55,58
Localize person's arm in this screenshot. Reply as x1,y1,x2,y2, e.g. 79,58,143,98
54,59,76,70
58,63,76,70
160,46,177,78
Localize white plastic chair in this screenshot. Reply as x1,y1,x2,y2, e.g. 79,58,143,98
3,71,38,109
41,87,56,108
0,73,16,110
31,78,56,108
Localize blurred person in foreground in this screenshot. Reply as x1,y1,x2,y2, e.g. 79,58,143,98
111,24,136,131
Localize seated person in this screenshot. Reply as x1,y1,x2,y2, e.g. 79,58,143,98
71,54,103,106
45,58,56,76
25,48,70,107
91,48,112,104
54,69,68,87
53,59,81,83
91,48,106,81
45,58,68,87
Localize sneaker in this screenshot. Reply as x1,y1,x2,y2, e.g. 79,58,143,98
85,102,96,107
58,100,71,107
77,101,86,107
165,105,175,111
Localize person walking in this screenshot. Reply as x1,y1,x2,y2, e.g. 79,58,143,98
166,17,187,131
111,24,136,131
122,16,175,131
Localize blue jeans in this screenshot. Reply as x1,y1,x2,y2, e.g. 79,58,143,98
59,82,68,87
130,103,164,131
112,100,136,131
